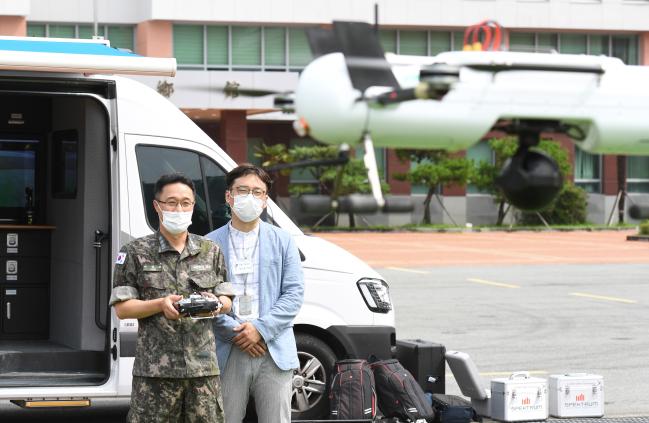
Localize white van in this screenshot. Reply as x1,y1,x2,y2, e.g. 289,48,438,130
0,36,395,420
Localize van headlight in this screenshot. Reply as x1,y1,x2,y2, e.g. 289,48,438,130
356,278,392,313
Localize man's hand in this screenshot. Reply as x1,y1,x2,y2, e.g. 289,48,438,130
233,321,262,350
161,294,183,320
245,340,267,358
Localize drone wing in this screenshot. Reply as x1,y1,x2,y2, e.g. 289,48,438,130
306,22,400,92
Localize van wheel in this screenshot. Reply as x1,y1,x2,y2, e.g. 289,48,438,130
291,333,337,420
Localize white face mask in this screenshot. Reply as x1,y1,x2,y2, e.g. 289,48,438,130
160,210,193,234
232,194,264,223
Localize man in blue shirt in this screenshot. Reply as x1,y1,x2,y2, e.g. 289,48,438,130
207,163,304,423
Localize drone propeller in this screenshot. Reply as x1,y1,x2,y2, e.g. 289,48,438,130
185,82,295,113
185,81,289,98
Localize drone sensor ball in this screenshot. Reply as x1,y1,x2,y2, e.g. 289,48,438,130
496,149,563,211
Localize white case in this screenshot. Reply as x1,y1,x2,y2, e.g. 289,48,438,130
490,372,548,422
549,374,604,418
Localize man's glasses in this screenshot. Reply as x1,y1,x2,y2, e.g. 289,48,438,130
231,186,266,199
156,199,195,210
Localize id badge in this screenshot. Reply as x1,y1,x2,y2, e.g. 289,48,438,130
233,258,253,275
239,295,253,316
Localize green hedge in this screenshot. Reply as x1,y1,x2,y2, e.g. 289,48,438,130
639,220,649,235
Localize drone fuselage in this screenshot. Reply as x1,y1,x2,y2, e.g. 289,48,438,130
295,51,649,156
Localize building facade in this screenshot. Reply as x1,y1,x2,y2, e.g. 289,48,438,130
6,0,649,225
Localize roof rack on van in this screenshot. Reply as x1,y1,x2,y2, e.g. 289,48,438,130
0,36,176,77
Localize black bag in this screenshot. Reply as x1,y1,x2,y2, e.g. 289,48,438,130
329,359,377,420
430,394,482,423
371,359,435,422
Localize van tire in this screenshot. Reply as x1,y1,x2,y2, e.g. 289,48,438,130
291,333,337,420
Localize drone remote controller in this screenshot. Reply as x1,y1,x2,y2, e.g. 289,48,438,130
174,293,222,318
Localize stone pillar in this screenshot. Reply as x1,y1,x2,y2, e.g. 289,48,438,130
386,149,410,194
219,110,248,164
640,32,649,66
601,154,620,196
0,16,25,36
441,151,466,225
135,20,173,57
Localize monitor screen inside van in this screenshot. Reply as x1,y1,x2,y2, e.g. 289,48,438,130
0,139,37,210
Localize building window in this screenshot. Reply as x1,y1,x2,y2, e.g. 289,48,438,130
467,141,493,194
232,26,261,68
206,26,228,68
288,28,312,69
264,27,287,67
588,34,608,55
453,31,465,50
509,32,536,51
26,23,134,51
399,31,427,56
507,31,639,63
379,30,397,53
612,35,638,65
574,148,601,193
48,24,75,38
355,145,386,180
430,32,451,54
560,33,587,54
627,156,649,193
173,24,312,71
538,33,558,51
173,24,203,65
105,26,135,51
26,24,45,37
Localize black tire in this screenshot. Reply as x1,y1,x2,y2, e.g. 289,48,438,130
291,332,337,421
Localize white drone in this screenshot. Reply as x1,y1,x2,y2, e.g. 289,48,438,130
249,21,649,213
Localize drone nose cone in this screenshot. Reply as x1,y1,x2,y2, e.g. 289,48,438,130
496,149,563,211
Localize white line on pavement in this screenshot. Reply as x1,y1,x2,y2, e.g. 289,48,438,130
570,292,637,304
467,278,520,289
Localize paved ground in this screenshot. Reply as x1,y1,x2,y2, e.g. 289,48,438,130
317,230,647,267
319,229,649,418
3,229,646,421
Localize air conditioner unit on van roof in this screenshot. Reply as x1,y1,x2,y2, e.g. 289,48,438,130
0,36,176,77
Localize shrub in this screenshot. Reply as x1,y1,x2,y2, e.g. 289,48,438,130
518,184,588,225
639,220,649,235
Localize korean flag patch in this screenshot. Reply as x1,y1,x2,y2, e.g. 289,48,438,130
115,252,127,265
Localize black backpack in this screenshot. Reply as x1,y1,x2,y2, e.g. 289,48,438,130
371,359,436,422
430,394,482,423
329,359,377,420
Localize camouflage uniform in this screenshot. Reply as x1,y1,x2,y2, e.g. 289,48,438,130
109,231,234,423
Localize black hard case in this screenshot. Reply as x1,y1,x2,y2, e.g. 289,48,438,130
396,339,446,394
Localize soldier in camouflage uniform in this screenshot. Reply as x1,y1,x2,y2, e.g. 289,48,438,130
109,173,234,423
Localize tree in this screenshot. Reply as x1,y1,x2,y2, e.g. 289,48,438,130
470,138,518,225
256,143,388,227
394,150,472,224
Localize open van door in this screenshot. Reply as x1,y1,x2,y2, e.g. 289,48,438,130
0,36,176,407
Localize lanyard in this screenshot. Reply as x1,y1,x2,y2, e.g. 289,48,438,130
228,226,259,295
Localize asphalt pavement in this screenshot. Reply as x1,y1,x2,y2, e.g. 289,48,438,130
383,262,649,417
2,231,647,421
